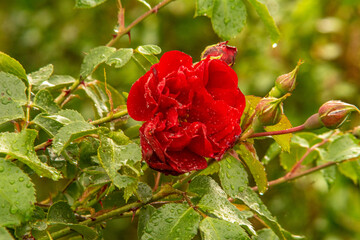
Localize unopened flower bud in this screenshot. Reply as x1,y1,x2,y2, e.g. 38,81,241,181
319,100,359,129
303,113,323,130
201,41,237,66
253,94,290,127
269,60,304,98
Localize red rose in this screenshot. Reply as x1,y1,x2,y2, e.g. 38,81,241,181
127,51,245,175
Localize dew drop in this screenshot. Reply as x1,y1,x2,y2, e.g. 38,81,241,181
9,180,15,185
272,43,278,48
26,182,32,188
18,177,24,182
0,166,4,172
14,188,18,193
231,185,235,190
165,217,174,223
9,205,18,214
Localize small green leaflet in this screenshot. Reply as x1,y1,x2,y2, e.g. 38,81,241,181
97,135,142,191
136,182,153,203
235,142,268,194
264,115,293,152
28,64,53,86
52,122,98,154
199,217,250,240
80,46,116,79
0,130,61,180
135,45,162,65
35,75,76,91
189,176,255,235
75,0,108,8
0,72,27,125
141,203,201,240
47,201,77,224
34,89,60,114
247,0,280,44
0,51,27,82
195,0,247,40
326,134,360,162
106,48,134,68
0,158,36,227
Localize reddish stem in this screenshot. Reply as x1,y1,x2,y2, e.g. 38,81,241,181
248,124,305,139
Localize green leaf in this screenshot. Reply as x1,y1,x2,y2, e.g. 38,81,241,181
199,217,250,240
33,114,65,137
326,134,360,162
195,0,214,17
219,154,248,198
247,0,280,44
338,160,360,184
0,130,61,180
106,48,133,68
47,201,77,224
236,143,268,194
36,75,76,90
34,89,60,114
47,109,86,124
80,46,116,79
261,142,281,165
0,158,35,227
199,161,220,176
189,176,255,235
81,80,125,118
136,182,153,203
138,0,151,9
52,122,97,154
0,99,24,126
264,115,293,152
138,205,156,240
0,51,27,82
65,224,97,240
0,72,27,103
0,227,14,240
136,45,162,55
98,135,142,190
211,0,247,40
141,203,201,240
28,64,53,86
75,0,108,8
253,228,279,240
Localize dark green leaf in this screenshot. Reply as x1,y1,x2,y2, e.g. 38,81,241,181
0,99,24,126
326,134,360,162
141,203,201,240
106,48,133,68
136,182,153,203
219,154,248,198
247,0,280,43
200,217,250,240
80,46,116,79
261,142,281,165
47,109,86,124
52,122,97,154
0,158,35,227
28,64,53,86
338,159,360,184
0,72,27,103
34,89,60,114
236,143,268,194
0,227,14,240
0,51,27,82
211,0,247,40
138,205,156,240
188,175,227,198
47,201,77,224
0,130,61,180
75,0,108,8
252,228,279,240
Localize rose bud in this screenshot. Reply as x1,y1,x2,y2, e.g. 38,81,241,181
253,94,290,128
318,100,359,129
201,41,237,66
269,60,304,98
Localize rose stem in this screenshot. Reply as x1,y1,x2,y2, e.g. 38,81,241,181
248,124,305,139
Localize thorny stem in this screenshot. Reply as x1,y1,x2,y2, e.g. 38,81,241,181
285,133,335,178
251,160,343,192
54,79,81,106
247,124,305,139
106,0,175,47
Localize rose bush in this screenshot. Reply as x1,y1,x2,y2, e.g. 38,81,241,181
127,51,246,175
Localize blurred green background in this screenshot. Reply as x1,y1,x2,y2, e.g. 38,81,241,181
1,0,360,239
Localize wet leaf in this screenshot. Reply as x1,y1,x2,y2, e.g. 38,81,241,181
47,201,77,224
0,158,35,227
75,0,108,8
0,227,13,239
199,217,250,240
80,46,116,79
28,64,53,86
138,205,156,240
0,130,61,180
0,51,27,82
36,75,76,91
34,89,60,114
141,203,201,240
264,115,293,152
106,48,133,68
326,134,360,162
